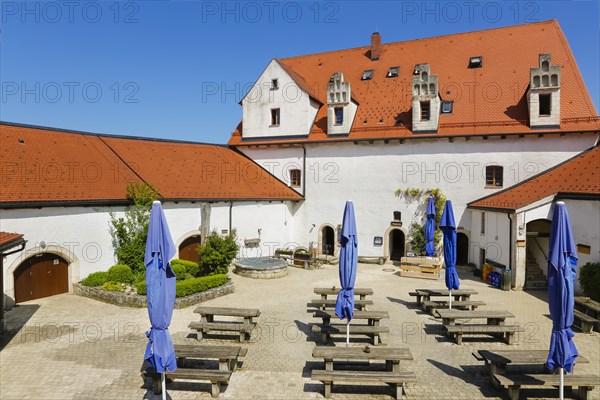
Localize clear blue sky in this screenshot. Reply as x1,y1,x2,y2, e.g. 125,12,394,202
1,0,598,143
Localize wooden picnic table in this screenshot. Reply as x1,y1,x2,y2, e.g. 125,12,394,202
435,309,514,326
313,346,412,372
174,344,248,371
414,288,478,304
477,349,589,373
476,349,590,387
575,297,600,316
193,306,261,324
313,309,389,327
314,287,374,300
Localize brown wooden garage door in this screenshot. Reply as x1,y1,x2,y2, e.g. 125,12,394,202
178,235,201,263
14,253,69,303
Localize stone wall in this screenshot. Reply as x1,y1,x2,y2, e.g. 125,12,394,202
73,280,235,309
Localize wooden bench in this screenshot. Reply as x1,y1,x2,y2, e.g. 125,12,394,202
422,300,486,313
493,373,600,400
189,321,256,342
174,344,247,371
308,298,374,311
194,306,261,324
444,324,524,345
312,324,390,345
314,287,374,300
574,309,598,334
312,370,417,399
146,368,231,398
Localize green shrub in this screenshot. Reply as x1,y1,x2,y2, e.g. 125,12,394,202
579,262,600,302
171,259,200,277
81,271,109,287
136,281,146,295
103,281,125,292
175,274,228,298
183,273,194,280
198,230,239,276
171,263,187,280
133,269,146,284
109,182,159,275
107,264,134,284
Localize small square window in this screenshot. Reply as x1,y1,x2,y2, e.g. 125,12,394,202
387,67,399,78
270,108,280,126
485,165,503,187
441,101,453,114
469,56,483,68
290,169,301,186
420,101,430,121
271,79,279,89
361,70,374,80
539,94,551,116
334,107,343,125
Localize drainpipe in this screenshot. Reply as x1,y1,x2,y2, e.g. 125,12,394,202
229,201,233,235
507,212,513,271
302,145,307,198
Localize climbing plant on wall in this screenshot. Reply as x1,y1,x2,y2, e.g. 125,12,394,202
395,187,446,255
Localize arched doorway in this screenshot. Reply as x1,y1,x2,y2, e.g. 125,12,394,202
178,235,202,263
525,219,551,289
457,233,469,265
14,253,69,303
322,226,335,256
389,229,405,262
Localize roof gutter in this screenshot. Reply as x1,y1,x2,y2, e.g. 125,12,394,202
0,238,26,255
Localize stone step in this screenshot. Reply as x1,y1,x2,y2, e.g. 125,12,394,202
525,280,547,289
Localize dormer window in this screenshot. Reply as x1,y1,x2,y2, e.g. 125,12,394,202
271,79,279,89
387,67,399,78
270,108,280,126
361,70,374,80
469,56,483,68
441,101,453,114
334,107,344,125
539,94,551,116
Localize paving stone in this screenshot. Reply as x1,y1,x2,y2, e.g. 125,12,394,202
1,264,598,399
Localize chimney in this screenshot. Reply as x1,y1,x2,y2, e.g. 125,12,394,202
370,32,381,61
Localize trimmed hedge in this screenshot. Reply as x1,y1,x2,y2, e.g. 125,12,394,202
107,264,134,284
81,271,108,287
175,274,228,298
135,274,228,298
171,264,187,280
171,259,200,277
579,262,600,302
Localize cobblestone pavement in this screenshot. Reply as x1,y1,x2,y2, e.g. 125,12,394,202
1,264,599,400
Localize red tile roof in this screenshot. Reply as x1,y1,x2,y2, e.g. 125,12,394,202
229,20,599,146
0,232,24,248
0,123,301,206
468,146,600,211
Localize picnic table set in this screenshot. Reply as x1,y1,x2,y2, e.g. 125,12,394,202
137,200,598,400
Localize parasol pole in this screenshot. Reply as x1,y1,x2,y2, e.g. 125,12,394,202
449,290,452,309
559,368,564,400
162,373,166,400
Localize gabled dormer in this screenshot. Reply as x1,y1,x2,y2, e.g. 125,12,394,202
241,59,321,139
411,64,440,133
527,54,561,128
327,72,357,135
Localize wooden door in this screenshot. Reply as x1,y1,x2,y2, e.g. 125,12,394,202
14,254,69,303
178,235,202,263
